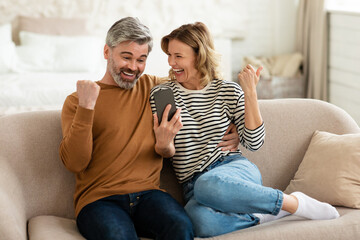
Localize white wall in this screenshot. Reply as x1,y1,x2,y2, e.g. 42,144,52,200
231,0,298,79
0,0,298,80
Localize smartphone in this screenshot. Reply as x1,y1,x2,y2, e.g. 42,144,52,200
153,88,177,124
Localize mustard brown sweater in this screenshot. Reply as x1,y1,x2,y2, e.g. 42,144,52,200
59,74,163,217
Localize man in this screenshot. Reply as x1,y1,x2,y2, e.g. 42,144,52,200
59,17,238,240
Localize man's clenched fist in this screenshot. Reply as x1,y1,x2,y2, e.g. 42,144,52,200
77,80,100,110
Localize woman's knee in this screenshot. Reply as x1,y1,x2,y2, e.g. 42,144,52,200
184,199,222,237
185,198,255,237
193,172,230,208
193,172,220,198
193,169,262,212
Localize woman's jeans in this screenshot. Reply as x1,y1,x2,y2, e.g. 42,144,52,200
76,190,194,240
183,155,283,238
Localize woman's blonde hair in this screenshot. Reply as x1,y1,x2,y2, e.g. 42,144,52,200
161,22,222,86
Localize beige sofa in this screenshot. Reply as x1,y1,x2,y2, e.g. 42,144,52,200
0,98,359,240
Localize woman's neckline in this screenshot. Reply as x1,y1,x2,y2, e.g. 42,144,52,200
175,80,212,93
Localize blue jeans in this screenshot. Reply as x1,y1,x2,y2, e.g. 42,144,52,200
76,190,194,240
183,155,283,237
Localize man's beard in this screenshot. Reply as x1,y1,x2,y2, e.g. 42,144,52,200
109,58,141,89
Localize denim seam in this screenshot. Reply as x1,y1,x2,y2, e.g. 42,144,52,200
271,190,283,215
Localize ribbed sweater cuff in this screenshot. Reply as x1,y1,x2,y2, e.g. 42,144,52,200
73,106,95,125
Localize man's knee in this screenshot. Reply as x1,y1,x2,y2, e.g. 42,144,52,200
76,199,138,240
78,221,138,240
168,213,194,237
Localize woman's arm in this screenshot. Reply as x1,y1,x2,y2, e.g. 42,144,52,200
238,64,263,130
233,64,265,151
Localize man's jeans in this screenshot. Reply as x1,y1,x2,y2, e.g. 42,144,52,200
77,190,194,240
183,155,283,237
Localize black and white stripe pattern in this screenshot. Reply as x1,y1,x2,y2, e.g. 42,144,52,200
150,79,265,183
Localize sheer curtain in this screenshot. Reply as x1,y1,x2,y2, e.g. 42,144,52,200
296,0,328,100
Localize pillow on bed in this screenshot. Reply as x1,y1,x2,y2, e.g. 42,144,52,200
16,31,104,72
19,31,102,46
54,39,104,72
0,43,17,73
0,23,16,73
15,45,55,72
13,16,89,45
0,23,13,44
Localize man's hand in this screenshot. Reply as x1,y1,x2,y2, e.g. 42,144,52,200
77,80,100,110
153,104,182,158
217,123,240,151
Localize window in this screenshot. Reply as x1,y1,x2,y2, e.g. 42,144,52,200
327,0,360,12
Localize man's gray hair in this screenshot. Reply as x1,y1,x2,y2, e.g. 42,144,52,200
106,17,153,53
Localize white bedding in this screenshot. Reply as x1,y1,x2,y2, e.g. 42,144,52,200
0,21,232,117
0,71,103,116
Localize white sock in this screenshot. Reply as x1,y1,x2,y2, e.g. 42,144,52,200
291,192,340,220
254,210,291,224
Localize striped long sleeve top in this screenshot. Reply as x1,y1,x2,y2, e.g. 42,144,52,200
150,79,265,183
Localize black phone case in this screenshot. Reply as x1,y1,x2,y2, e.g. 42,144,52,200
153,88,177,124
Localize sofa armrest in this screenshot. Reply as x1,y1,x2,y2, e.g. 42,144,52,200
0,157,27,240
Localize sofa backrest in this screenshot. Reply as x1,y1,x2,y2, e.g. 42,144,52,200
242,99,359,191
0,110,75,220
0,99,358,221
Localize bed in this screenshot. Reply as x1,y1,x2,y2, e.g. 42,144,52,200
0,72,103,115
0,16,232,117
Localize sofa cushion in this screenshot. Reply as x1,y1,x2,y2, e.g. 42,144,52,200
27,208,360,240
285,130,360,208
28,215,154,240
219,207,360,240
28,216,85,240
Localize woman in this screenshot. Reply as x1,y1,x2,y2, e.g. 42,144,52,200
150,22,339,238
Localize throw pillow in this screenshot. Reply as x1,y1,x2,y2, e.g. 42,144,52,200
285,130,360,209
271,52,303,77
